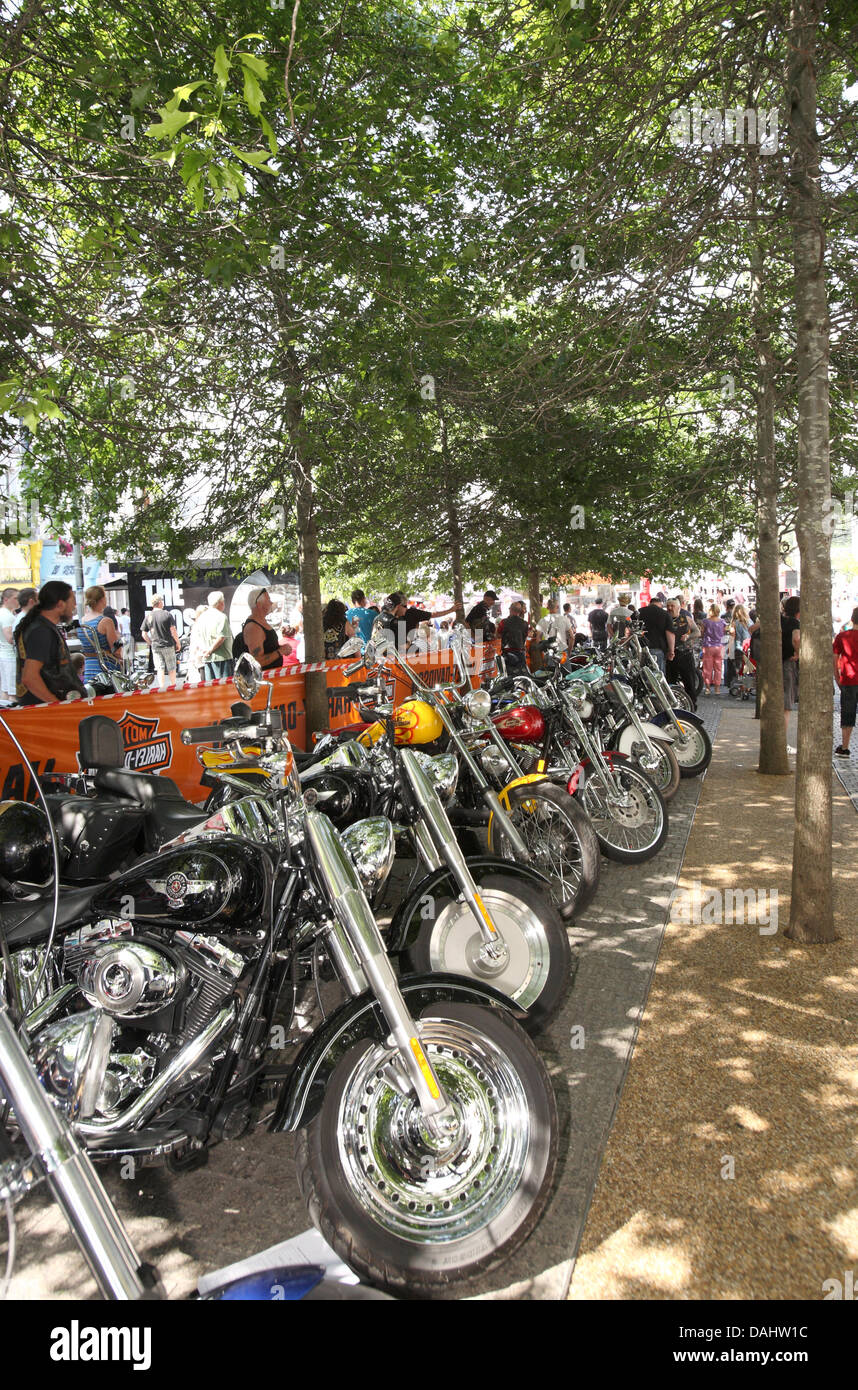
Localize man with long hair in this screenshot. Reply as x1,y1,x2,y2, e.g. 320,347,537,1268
16,581,86,705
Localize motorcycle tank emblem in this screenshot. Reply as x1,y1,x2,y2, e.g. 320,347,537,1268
146,870,207,908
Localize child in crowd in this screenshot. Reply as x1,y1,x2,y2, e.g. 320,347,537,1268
701,604,726,695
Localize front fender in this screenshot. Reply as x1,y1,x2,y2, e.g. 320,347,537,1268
650,708,704,729
613,719,677,753
270,973,525,1133
487,773,553,842
386,855,555,952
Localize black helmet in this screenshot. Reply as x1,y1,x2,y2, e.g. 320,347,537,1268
0,801,53,887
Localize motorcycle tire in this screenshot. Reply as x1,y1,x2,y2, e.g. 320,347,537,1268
401,871,572,1032
613,721,680,801
295,1001,558,1297
486,780,601,916
668,683,695,713
576,760,668,863
672,719,713,778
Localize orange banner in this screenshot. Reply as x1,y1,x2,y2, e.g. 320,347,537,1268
0,645,497,805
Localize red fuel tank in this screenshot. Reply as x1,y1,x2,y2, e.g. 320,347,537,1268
490,704,546,744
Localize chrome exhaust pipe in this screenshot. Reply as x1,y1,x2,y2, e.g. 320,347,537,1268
75,1005,235,1140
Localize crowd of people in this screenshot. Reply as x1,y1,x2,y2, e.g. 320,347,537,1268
2,576,857,768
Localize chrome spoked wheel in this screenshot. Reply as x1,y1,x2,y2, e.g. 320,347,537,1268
490,782,601,913
624,737,680,800
579,763,667,862
337,1020,530,1243
669,683,695,712
296,1003,557,1293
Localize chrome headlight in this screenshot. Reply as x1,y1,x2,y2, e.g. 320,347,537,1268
565,684,594,721
314,740,370,771
411,750,459,801
340,817,395,896
462,688,491,721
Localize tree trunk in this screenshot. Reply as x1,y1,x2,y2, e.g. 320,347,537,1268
293,463,329,739
279,350,328,740
748,212,788,773
527,565,541,623
436,395,465,620
785,0,836,943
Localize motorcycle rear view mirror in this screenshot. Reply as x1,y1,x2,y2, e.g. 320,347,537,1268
234,652,263,701
336,635,365,658
370,617,396,656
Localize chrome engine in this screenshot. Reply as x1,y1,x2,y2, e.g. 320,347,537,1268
28,923,245,1124
79,940,186,1018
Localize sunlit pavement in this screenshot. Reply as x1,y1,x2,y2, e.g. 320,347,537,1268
567,700,857,1301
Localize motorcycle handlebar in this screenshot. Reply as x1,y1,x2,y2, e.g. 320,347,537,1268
339,682,386,702
181,723,237,745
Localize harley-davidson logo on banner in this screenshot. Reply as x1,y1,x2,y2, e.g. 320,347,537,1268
118,712,174,772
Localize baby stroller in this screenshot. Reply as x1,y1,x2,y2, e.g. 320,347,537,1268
729,638,757,700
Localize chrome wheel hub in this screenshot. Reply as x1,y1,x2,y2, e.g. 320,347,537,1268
338,1021,530,1242
431,889,548,1008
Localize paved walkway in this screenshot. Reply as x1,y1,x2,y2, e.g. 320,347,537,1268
566,700,858,1300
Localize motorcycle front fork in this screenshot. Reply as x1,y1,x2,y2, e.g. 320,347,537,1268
643,668,692,742
304,812,459,1143
399,753,509,965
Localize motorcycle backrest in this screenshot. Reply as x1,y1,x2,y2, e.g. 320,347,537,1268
79,714,125,770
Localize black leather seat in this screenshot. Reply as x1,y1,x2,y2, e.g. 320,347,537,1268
0,884,99,947
92,766,186,806
146,799,209,842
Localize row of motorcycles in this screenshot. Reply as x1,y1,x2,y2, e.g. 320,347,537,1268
0,619,711,1297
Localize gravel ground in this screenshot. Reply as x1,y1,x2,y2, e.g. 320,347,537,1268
567,700,858,1301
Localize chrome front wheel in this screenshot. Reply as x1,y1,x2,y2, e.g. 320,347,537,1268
578,760,668,862
404,873,572,1028
487,781,601,915
295,1003,558,1294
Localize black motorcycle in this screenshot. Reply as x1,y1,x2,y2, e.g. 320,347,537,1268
0,710,558,1296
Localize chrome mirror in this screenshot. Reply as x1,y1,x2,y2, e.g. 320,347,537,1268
370,617,396,655
233,652,263,701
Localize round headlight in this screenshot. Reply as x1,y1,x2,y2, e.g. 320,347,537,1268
411,750,459,801
463,688,492,721
425,751,459,801
340,817,395,896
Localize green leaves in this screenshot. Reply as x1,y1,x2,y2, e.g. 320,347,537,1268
144,109,199,139
241,65,265,118
213,45,231,84
230,146,277,173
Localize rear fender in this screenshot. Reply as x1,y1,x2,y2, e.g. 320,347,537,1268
386,856,554,952
270,973,525,1132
